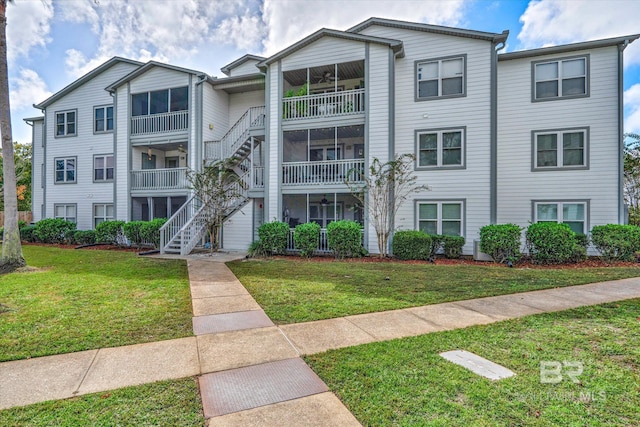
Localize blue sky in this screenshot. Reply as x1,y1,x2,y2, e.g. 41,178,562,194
7,0,640,145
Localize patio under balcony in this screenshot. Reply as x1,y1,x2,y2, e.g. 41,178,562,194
130,142,189,192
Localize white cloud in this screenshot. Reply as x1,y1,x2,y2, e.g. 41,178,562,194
261,0,466,56
625,84,640,134
9,68,51,111
518,0,640,66
214,9,267,52
6,0,54,61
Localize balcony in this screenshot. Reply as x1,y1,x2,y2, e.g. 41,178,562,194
282,159,364,186
131,111,189,136
130,167,188,191
283,89,365,121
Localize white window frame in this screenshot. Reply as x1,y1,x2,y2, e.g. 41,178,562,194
416,200,465,236
533,55,589,101
533,200,589,235
415,55,466,101
94,105,114,133
54,156,76,184
93,203,114,228
415,127,465,169
94,154,114,182
54,203,77,223
532,128,588,171
131,86,188,116
55,109,77,137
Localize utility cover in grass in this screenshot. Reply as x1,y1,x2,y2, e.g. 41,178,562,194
440,350,515,381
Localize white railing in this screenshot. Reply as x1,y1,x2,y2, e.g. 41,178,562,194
204,106,265,162
287,228,365,254
130,167,188,191
160,195,204,254
253,166,264,188
131,110,189,136
283,88,365,121
282,159,364,186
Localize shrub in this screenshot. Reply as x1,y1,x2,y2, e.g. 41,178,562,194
247,240,269,258
591,224,640,262
479,224,522,264
18,220,28,230
140,218,167,249
19,225,37,242
526,222,577,264
74,230,96,245
327,220,365,259
95,220,126,245
257,221,289,255
294,222,320,257
429,234,444,256
442,235,465,259
34,218,77,244
392,230,432,260
123,221,146,247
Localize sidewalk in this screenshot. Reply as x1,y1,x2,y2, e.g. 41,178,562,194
1,255,639,425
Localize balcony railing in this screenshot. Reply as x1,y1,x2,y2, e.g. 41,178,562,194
253,166,264,188
130,167,188,191
283,88,365,121
131,110,189,136
282,159,364,186
287,228,364,254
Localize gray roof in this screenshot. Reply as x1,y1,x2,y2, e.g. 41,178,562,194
23,116,44,122
34,57,143,109
220,54,266,76
499,34,640,61
209,73,265,94
348,17,509,43
105,61,210,92
257,28,404,68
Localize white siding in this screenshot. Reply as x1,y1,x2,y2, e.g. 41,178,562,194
227,60,260,77
222,202,253,250
43,61,138,229
31,120,44,222
497,47,620,232
229,90,265,125
361,26,494,254
266,66,280,222
128,67,189,94
281,37,365,71
203,84,229,143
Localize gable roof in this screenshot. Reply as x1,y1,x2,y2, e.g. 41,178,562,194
498,34,640,61
257,28,404,68
348,17,509,43
105,61,210,92
221,54,266,76
34,57,143,109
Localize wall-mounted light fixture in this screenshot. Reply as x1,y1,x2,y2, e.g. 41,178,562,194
147,147,153,161
320,195,329,206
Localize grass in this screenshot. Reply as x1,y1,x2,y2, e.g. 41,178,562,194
227,259,640,323
0,378,203,426
306,299,640,426
0,245,192,362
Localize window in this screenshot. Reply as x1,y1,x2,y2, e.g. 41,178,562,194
416,56,465,100
55,110,76,137
131,86,188,116
54,204,76,223
533,128,588,170
94,106,114,133
417,201,464,236
534,201,587,234
93,203,114,228
54,157,76,183
416,128,464,168
94,155,114,181
534,56,588,100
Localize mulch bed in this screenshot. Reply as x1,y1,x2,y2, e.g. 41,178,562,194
22,242,144,253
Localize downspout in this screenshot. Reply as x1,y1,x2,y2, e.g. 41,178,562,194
195,74,207,176
24,119,35,219
39,107,47,219
618,39,630,224
491,39,506,224
110,91,117,217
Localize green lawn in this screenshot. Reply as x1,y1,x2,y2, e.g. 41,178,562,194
0,245,192,362
306,299,640,426
227,259,640,324
0,378,203,426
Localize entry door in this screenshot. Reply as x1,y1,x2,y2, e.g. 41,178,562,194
165,156,179,168
142,154,157,170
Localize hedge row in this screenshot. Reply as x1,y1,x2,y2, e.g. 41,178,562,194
391,231,465,260
17,218,167,249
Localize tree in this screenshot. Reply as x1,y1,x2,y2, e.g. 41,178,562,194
186,160,246,254
0,0,26,273
624,133,640,225
0,142,31,211
346,153,429,257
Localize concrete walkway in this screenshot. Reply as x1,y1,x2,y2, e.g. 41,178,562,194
1,255,639,426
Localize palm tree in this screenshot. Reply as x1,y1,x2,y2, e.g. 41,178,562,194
0,0,26,273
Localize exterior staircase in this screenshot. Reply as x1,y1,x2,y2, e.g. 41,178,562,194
160,106,265,255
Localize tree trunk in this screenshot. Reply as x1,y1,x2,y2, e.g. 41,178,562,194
0,0,26,273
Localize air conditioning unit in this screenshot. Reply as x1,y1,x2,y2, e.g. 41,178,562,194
473,239,493,262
